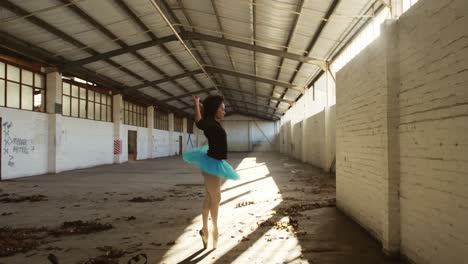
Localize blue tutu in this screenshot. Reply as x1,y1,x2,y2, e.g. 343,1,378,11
183,145,240,180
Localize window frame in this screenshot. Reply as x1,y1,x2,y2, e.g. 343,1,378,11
154,109,169,131
62,79,113,122
174,115,183,132
0,58,46,112
123,100,147,127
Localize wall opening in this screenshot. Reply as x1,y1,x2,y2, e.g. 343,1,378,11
128,130,137,161
178,135,182,155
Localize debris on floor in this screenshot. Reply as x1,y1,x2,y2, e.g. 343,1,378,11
256,217,299,231
277,198,336,216
235,201,255,208
0,194,47,203
128,196,165,203
0,226,48,257
46,251,148,264
1,220,116,257
1,212,15,216
79,248,125,264
49,220,113,236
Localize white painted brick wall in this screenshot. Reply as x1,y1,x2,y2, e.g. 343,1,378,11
336,33,387,241
336,32,386,239
279,75,335,171
398,0,468,263
292,122,302,159
0,108,49,179
57,117,113,172
303,111,326,168
250,120,276,152
152,129,171,158
221,114,277,152
336,0,468,262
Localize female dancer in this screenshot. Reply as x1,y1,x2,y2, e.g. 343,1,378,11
183,95,240,249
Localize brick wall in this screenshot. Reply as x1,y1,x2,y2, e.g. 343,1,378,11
336,0,468,262
398,0,468,263
336,33,387,241
279,74,335,172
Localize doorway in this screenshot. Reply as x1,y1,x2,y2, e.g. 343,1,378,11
179,135,183,155
128,130,137,161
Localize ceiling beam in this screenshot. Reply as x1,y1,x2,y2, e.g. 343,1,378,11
205,66,301,91
161,88,217,102
57,0,194,110
125,69,203,91
183,31,326,67
1,0,182,108
197,103,280,119
274,0,340,114
154,0,243,113
234,107,280,120
228,110,277,121
62,30,325,69
223,97,288,111
113,0,211,98
268,0,305,112
252,0,258,112
289,2,385,110
210,0,247,108
219,86,294,105
0,1,188,116
180,99,280,113
62,35,178,68
0,31,186,115
237,104,283,117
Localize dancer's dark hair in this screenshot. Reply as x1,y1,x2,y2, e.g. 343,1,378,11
202,95,224,119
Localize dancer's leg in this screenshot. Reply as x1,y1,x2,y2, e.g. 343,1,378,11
202,183,210,234
202,172,221,248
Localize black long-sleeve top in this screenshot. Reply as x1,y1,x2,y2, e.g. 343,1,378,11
196,118,227,160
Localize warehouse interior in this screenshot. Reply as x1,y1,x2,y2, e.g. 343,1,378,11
0,0,466,263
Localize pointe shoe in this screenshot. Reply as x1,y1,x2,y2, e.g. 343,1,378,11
199,230,208,249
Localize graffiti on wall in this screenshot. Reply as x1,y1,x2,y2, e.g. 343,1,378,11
2,121,35,167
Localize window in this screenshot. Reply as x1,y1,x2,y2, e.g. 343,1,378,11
174,116,183,132
0,60,46,112
154,109,169,130
62,79,112,122
187,120,194,133
402,0,419,13
124,100,147,127
330,7,391,75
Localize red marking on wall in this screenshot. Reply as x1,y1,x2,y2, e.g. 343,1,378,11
114,139,122,155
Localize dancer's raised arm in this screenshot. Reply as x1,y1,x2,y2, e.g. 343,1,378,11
192,95,203,122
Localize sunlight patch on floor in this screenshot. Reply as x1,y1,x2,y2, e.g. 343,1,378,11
158,156,309,263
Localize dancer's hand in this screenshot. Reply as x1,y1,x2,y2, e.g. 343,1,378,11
192,95,203,109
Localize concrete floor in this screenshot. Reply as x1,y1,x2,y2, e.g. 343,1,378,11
0,152,401,264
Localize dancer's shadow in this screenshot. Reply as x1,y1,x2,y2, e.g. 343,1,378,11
177,248,216,264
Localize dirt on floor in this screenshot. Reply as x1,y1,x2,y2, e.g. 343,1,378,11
0,152,400,264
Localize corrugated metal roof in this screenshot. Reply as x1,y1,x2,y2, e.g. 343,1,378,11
0,0,377,120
